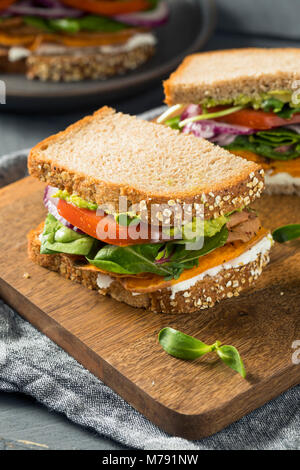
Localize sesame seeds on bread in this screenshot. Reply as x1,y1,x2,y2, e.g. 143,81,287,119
28,106,264,220
164,48,300,105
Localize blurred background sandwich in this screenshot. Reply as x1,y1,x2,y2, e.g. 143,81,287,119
161,48,300,195
0,0,169,81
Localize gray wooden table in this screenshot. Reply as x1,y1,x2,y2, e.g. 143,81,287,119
1,31,299,450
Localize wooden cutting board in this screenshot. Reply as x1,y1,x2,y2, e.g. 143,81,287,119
0,176,300,440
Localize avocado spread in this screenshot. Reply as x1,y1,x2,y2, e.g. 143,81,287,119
202,90,294,110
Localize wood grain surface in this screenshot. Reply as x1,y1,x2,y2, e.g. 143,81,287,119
0,176,299,440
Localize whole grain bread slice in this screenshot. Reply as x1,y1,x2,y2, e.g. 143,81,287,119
28,106,264,221
0,45,154,81
27,44,155,82
164,48,300,105
28,222,271,314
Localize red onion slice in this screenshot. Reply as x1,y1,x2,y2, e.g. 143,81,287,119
182,119,256,143
43,186,84,233
34,0,63,7
180,104,202,121
211,134,237,146
2,0,83,18
113,1,169,27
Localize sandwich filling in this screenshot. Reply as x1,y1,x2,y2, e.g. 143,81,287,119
38,185,271,295
160,91,300,185
0,1,166,61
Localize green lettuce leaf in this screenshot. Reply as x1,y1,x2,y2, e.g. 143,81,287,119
87,242,171,277
40,214,97,256
164,116,181,130
226,128,300,161
261,98,300,119
165,226,228,272
23,15,128,34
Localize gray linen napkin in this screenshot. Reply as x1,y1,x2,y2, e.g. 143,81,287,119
0,141,299,451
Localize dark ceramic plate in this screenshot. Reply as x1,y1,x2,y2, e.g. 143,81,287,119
0,0,215,111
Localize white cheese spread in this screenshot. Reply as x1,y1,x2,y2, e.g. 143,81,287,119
33,33,156,57
265,172,300,187
8,47,30,62
97,273,113,290
169,234,273,299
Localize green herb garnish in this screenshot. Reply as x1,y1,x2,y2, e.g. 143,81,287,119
158,327,246,378
164,116,181,130
272,224,300,243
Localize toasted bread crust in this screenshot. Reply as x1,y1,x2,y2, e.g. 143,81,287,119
164,48,300,105
28,222,271,314
28,106,264,221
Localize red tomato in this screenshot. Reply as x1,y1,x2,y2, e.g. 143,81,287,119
57,199,160,246
0,0,17,11
212,107,300,130
61,0,150,16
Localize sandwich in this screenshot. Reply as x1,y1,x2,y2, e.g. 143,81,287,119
0,0,168,81
161,48,300,195
27,106,273,314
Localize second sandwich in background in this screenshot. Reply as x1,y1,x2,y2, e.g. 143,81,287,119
161,48,300,195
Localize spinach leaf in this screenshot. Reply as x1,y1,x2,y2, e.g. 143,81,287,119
250,128,300,146
261,98,300,119
226,128,300,161
24,16,54,33
41,214,228,281
88,225,228,280
40,214,96,256
24,15,128,34
261,97,286,114
75,15,128,33
87,242,172,277
277,106,300,119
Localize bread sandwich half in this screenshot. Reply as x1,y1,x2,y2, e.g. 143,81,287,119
0,1,169,81
27,106,273,314
161,48,300,195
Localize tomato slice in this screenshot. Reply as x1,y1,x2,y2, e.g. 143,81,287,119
61,0,150,16
212,106,300,130
0,0,17,11
57,199,160,246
